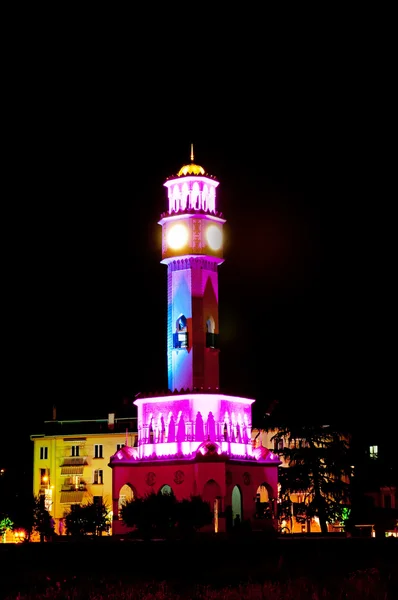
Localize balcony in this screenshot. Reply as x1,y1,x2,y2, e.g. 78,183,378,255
60,491,84,504
61,482,87,492
61,465,85,475
61,457,88,467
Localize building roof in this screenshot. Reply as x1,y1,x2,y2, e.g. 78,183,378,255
31,416,137,438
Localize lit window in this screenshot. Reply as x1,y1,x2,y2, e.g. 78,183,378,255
369,445,378,459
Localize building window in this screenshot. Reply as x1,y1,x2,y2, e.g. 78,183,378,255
93,469,103,484
384,494,391,510
40,447,48,460
71,445,80,457
116,444,124,452
94,444,103,458
93,495,103,508
274,438,283,452
370,445,378,459
205,316,219,348
173,315,188,348
40,468,48,485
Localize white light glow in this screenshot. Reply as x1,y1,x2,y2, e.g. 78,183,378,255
167,224,189,249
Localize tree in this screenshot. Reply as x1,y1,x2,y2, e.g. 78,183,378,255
121,489,177,540
64,501,111,537
175,495,213,537
0,516,13,543
120,491,212,539
33,495,54,542
270,423,352,535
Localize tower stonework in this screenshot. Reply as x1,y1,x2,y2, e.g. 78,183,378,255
110,151,280,535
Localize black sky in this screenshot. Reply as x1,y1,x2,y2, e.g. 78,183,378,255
2,20,394,469
2,128,323,449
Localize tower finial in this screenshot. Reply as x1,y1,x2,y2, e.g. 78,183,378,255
190,143,194,162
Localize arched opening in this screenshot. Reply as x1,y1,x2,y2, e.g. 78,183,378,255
232,485,242,527
191,182,200,210
206,315,218,348
171,185,180,212
202,479,222,532
174,314,188,348
202,184,209,211
255,482,273,520
118,483,135,518
181,182,189,210
160,484,173,496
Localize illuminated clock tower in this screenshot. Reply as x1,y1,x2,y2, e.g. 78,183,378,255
110,147,280,537
159,146,226,393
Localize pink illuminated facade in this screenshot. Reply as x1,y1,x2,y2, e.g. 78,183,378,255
110,149,280,534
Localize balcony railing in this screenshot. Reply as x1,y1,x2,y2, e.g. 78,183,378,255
61,457,88,466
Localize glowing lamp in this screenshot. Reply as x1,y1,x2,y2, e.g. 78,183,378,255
206,225,222,250
167,223,189,249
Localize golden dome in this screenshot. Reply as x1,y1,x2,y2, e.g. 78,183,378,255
177,163,205,177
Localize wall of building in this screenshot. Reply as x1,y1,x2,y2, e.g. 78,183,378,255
32,430,136,534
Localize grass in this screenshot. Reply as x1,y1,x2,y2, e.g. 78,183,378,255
1,536,397,599
2,569,394,600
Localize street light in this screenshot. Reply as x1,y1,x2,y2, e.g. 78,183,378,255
41,474,53,512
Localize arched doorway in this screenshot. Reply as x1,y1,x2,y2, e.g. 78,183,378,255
203,479,222,533
255,482,273,520
118,483,135,518
231,485,242,527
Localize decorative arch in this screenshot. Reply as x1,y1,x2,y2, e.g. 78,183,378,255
202,479,222,509
181,182,189,210
202,479,222,533
232,485,242,526
191,181,200,210
171,184,180,212
196,440,221,456
118,483,136,518
206,315,215,334
202,184,209,211
208,187,216,212
255,481,274,519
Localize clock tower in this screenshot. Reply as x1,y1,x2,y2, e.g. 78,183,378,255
110,147,280,537
159,146,226,393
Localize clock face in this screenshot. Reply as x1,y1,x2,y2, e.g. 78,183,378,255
206,224,222,251
167,223,189,250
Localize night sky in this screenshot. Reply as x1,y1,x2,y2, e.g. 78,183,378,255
2,27,394,472
2,131,323,454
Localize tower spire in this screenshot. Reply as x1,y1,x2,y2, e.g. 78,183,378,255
190,143,194,162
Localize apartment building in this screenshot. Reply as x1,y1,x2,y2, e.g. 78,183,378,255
30,412,137,534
